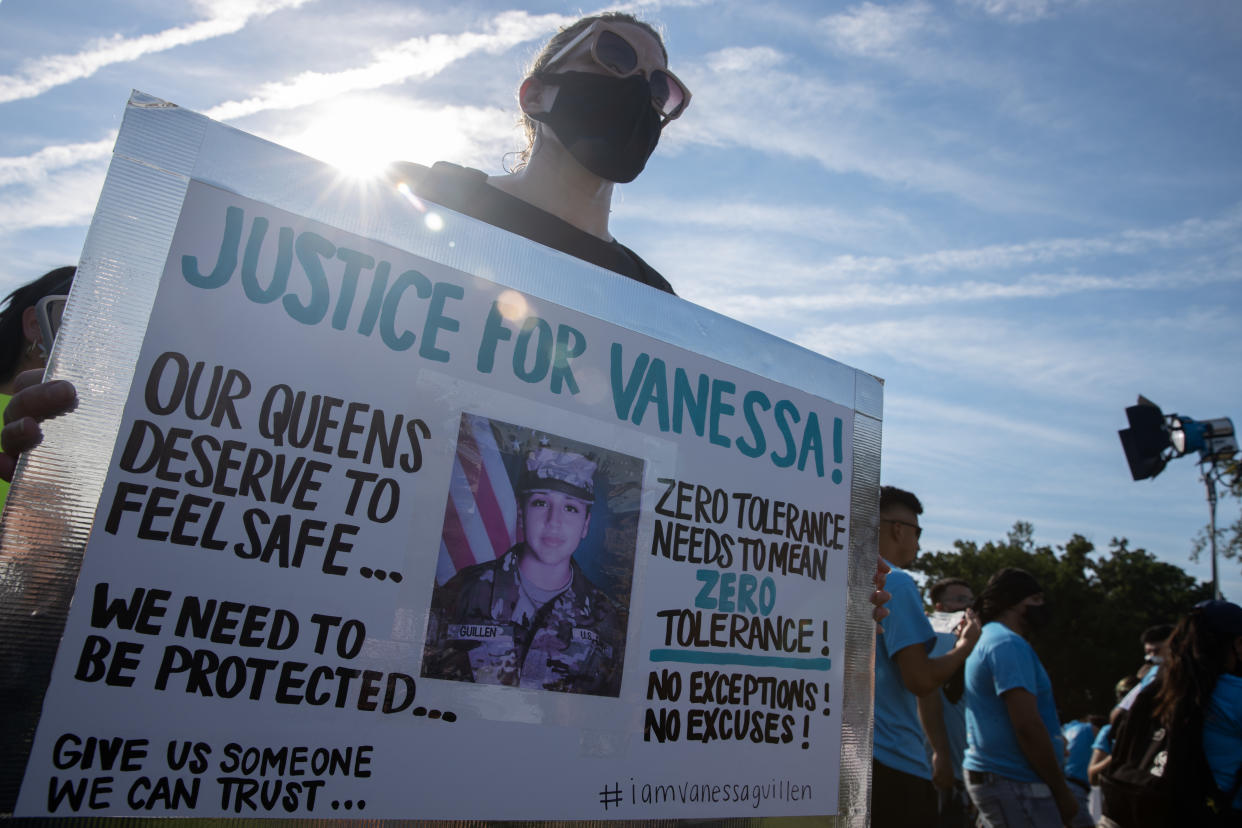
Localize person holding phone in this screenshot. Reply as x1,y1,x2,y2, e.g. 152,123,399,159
0,266,74,509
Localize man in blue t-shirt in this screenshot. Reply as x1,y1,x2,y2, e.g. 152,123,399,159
963,568,1078,827
925,577,976,827
1088,721,1113,786
1060,715,1100,827
872,486,981,827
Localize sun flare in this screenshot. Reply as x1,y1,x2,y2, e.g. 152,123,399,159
281,94,510,184
286,97,434,181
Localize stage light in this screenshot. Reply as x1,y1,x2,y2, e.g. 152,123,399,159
1119,395,1237,598
1168,415,1236,462
1119,396,1167,481
1119,396,1237,481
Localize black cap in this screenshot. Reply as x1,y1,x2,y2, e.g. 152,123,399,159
1193,600,1242,637
975,568,1043,621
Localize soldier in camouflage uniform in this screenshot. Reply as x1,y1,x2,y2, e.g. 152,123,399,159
422,448,625,696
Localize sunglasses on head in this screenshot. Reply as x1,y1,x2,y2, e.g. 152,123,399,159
543,21,691,124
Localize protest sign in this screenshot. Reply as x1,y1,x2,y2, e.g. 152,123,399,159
0,94,883,823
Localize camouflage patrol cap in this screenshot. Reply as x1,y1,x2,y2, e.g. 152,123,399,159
519,448,597,501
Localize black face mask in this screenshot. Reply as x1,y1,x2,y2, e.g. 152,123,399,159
1023,603,1053,631
530,71,662,183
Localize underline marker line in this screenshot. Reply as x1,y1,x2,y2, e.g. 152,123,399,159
648,649,831,671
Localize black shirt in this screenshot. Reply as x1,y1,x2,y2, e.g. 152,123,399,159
388,161,675,295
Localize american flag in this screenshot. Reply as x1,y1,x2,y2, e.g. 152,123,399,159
435,413,518,585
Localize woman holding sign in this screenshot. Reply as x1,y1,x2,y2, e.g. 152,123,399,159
388,11,680,294
0,13,890,620
1,13,677,467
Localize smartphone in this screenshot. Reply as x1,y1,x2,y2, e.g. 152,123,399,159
35,294,68,351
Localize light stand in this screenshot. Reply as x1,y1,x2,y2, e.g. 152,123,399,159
1205,466,1220,599
1119,396,1236,599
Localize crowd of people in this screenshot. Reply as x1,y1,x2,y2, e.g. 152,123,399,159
875,485,1242,827
0,9,1238,827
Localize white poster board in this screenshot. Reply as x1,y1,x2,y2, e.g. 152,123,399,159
3,95,883,823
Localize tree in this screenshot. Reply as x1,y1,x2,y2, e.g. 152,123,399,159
909,522,1213,718
1192,458,1242,576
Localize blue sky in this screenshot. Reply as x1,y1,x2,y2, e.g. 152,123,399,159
2,0,1240,600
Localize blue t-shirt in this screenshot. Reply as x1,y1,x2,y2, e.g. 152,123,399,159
963,621,1063,783
874,564,936,779
1092,723,1113,755
1203,673,1242,809
922,612,968,782
1061,720,1095,783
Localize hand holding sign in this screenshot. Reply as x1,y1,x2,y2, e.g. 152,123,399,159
0,371,76,481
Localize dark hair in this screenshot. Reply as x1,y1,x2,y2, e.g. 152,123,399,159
1141,624,1174,646
1152,603,1241,728
974,567,1042,624
879,485,923,517
0,266,75,384
930,577,971,606
514,12,667,170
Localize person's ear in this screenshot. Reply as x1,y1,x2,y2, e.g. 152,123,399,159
21,306,42,348
876,518,894,559
519,76,555,116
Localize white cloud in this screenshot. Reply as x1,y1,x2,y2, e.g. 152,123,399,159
626,193,1242,306
698,267,1237,319
205,10,571,121
880,208,1242,275
0,11,571,194
884,392,1098,450
821,1,937,57
0,138,115,187
0,0,311,104
704,46,787,73
783,0,1090,139
619,194,916,248
793,307,1242,403
0,165,107,232
673,46,1035,209
956,0,1079,24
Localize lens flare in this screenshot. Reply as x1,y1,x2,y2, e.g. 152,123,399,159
496,289,528,322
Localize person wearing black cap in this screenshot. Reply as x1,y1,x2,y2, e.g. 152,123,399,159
421,447,624,696
1100,599,1242,826
962,567,1079,827
1194,601,1242,816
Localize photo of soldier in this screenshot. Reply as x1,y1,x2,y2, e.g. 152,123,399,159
420,413,642,697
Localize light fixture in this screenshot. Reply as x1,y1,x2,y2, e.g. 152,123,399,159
1118,395,1237,599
